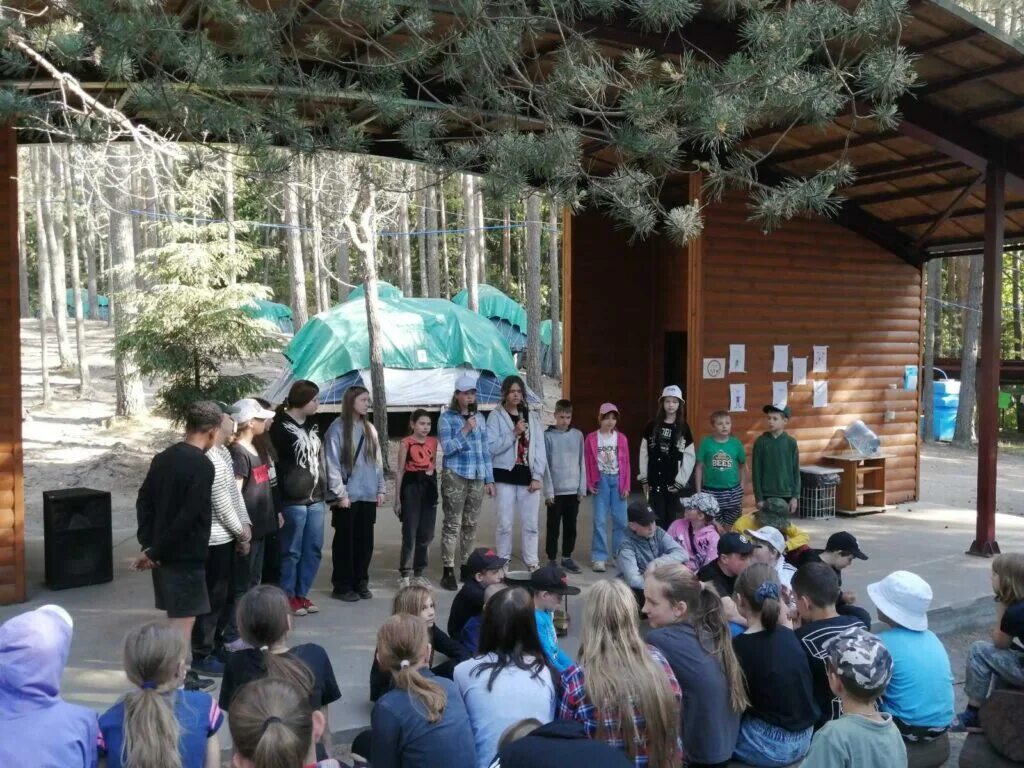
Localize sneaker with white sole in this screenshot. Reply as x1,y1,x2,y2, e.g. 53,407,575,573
224,638,250,653
592,560,606,572
398,576,412,589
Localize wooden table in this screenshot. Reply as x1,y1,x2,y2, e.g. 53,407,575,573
821,452,894,516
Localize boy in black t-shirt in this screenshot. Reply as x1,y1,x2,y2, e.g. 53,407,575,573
798,531,872,628
697,532,754,597
447,547,508,638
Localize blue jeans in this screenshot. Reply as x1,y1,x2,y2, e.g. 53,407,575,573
733,714,812,767
279,501,325,599
591,473,626,562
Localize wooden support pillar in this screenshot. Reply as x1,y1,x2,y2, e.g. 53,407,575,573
970,163,1004,557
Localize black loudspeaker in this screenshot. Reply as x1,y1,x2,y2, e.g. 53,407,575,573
43,488,113,590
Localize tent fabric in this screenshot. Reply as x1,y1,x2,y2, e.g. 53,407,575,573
348,281,403,301
452,284,528,333
65,289,110,321
242,298,294,335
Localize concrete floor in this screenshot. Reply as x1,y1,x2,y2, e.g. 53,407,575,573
2,443,1023,762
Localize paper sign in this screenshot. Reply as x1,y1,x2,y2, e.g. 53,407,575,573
729,383,746,412
792,357,807,386
904,365,919,391
729,344,746,373
772,381,788,408
813,380,828,408
703,358,726,379
773,345,789,373
813,346,828,373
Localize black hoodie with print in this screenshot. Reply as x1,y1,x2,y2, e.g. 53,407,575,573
269,412,326,506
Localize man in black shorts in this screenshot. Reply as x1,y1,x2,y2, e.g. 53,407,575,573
132,400,221,689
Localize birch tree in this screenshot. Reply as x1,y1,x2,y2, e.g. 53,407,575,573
284,158,308,330
463,174,479,311
439,180,451,297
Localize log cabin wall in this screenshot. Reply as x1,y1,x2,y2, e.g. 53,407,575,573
0,125,25,604
688,193,923,504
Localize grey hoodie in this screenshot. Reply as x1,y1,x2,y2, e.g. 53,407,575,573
616,527,688,589
324,418,386,503
542,426,586,499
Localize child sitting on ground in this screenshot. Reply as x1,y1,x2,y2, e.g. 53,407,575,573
667,492,722,573
616,500,687,605
460,582,509,655
99,621,223,768
953,552,1024,732
732,497,809,562
371,584,468,701
798,531,872,628
448,548,508,639
229,677,353,768
543,399,587,574
695,410,748,528
868,571,955,746
220,585,340,756
0,605,98,768
801,627,907,767
506,563,579,673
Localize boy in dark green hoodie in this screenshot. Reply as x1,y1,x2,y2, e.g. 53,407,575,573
753,403,801,516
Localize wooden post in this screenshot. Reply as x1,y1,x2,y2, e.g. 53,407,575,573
970,164,1004,557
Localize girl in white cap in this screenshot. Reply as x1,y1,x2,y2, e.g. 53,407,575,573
638,385,695,530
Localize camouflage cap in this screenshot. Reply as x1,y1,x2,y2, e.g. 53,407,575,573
825,627,894,693
683,492,721,518
758,498,792,530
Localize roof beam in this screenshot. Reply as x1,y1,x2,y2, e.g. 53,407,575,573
890,200,1024,227
918,60,1024,95
849,177,982,205
925,232,1024,254
963,99,1024,122
912,174,985,249
907,29,982,55
848,157,963,187
766,131,897,164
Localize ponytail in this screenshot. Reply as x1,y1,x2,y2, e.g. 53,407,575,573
736,563,782,631
229,677,313,768
648,564,749,713
377,615,447,723
121,622,187,768
236,586,315,702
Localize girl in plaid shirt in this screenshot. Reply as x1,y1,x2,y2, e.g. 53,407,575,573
557,580,682,768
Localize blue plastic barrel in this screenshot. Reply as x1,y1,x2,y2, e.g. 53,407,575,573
932,369,960,442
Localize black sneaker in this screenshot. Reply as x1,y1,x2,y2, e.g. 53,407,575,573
441,567,458,591
358,587,373,600
459,564,470,582
331,589,360,602
184,670,215,691
561,557,582,574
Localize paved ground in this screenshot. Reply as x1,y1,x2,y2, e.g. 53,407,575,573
2,443,1022,764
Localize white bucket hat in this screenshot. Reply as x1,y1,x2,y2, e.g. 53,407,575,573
867,570,933,631
660,385,684,403
748,526,786,556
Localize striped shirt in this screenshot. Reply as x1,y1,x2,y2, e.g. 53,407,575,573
209,445,250,545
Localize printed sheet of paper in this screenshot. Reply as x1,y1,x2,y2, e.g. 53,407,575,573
729,383,746,413
703,358,726,379
813,380,829,408
813,346,828,374
792,357,807,386
772,381,788,408
729,344,746,373
772,345,789,373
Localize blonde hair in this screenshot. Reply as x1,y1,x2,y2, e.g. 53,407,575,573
647,564,749,713
377,614,447,723
577,580,680,768
393,584,433,617
235,586,315,702
121,622,188,768
229,677,313,768
994,553,1024,604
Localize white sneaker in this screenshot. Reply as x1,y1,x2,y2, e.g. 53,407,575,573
413,575,432,588
592,560,606,573
398,576,411,589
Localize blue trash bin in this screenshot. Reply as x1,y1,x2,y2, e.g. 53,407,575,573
932,369,960,442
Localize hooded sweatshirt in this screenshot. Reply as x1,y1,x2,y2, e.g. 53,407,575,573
324,417,386,504
0,605,98,768
616,527,688,589
269,412,325,506
542,426,587,499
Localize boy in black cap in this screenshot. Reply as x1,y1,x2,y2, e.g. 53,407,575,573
446,547,508,638
697,531,754,598
616,500,687,606
753,403,801,516
506,563,580,673
799,531,872,627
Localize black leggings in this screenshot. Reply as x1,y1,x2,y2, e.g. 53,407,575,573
331,501,376,593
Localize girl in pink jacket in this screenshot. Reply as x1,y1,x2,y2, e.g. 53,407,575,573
666,492,723,573
584,403,631,572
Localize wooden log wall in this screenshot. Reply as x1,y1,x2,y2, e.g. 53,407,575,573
0,124,25,604
688,192,923,504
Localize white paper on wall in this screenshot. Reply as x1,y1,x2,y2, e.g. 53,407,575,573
792,357,807,386
772,345,789,373
703,358,726,379
729,344,746,373
772,381,788,408
730,383,746,412
813,380,829,408
813,346,828,373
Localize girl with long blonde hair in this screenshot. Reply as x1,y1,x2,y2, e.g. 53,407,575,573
370,614,477,768
98,622,223,768
643,563,748,767
557,579,682,768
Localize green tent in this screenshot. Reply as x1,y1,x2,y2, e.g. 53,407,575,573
452,284,528,353
242,298,294,334
348,281,403,301
65,289,109,321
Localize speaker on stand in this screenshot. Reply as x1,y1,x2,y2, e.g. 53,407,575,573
43,488,113,590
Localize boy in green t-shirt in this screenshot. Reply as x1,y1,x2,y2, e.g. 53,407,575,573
694,410,748,527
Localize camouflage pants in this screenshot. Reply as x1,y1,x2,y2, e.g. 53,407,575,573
440,469,486,568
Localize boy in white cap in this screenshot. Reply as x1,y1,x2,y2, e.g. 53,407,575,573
869,571,955,745
638,384,696,530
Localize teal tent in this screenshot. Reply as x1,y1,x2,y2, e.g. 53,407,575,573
242,298,294,335
65,289,109,321
348,281,403,301
452,284,528,353
539,319,563,376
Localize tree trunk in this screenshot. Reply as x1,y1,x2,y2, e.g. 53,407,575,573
398,191,413,296
922,258,941,442
524,193,544,397
224,156,236,284
439,181,451,298
285,158,308,330
547,203,562,379
1013,252,1022,358
425,173,441,297
502,204,512,292
32,151,52,407
310,162,330,312
106,146,147,419
953,255,983,447
63,146,92,396
416,172,427,297
17,177,30,317
43,147,72,368
463,175,478,310
475,184,487,284
130,146,144,256
459,176,469,292
306,189,324,315
336,225,351,303
85,202,100,321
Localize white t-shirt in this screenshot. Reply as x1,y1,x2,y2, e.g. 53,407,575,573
454,653,556,768
597,430,619,475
